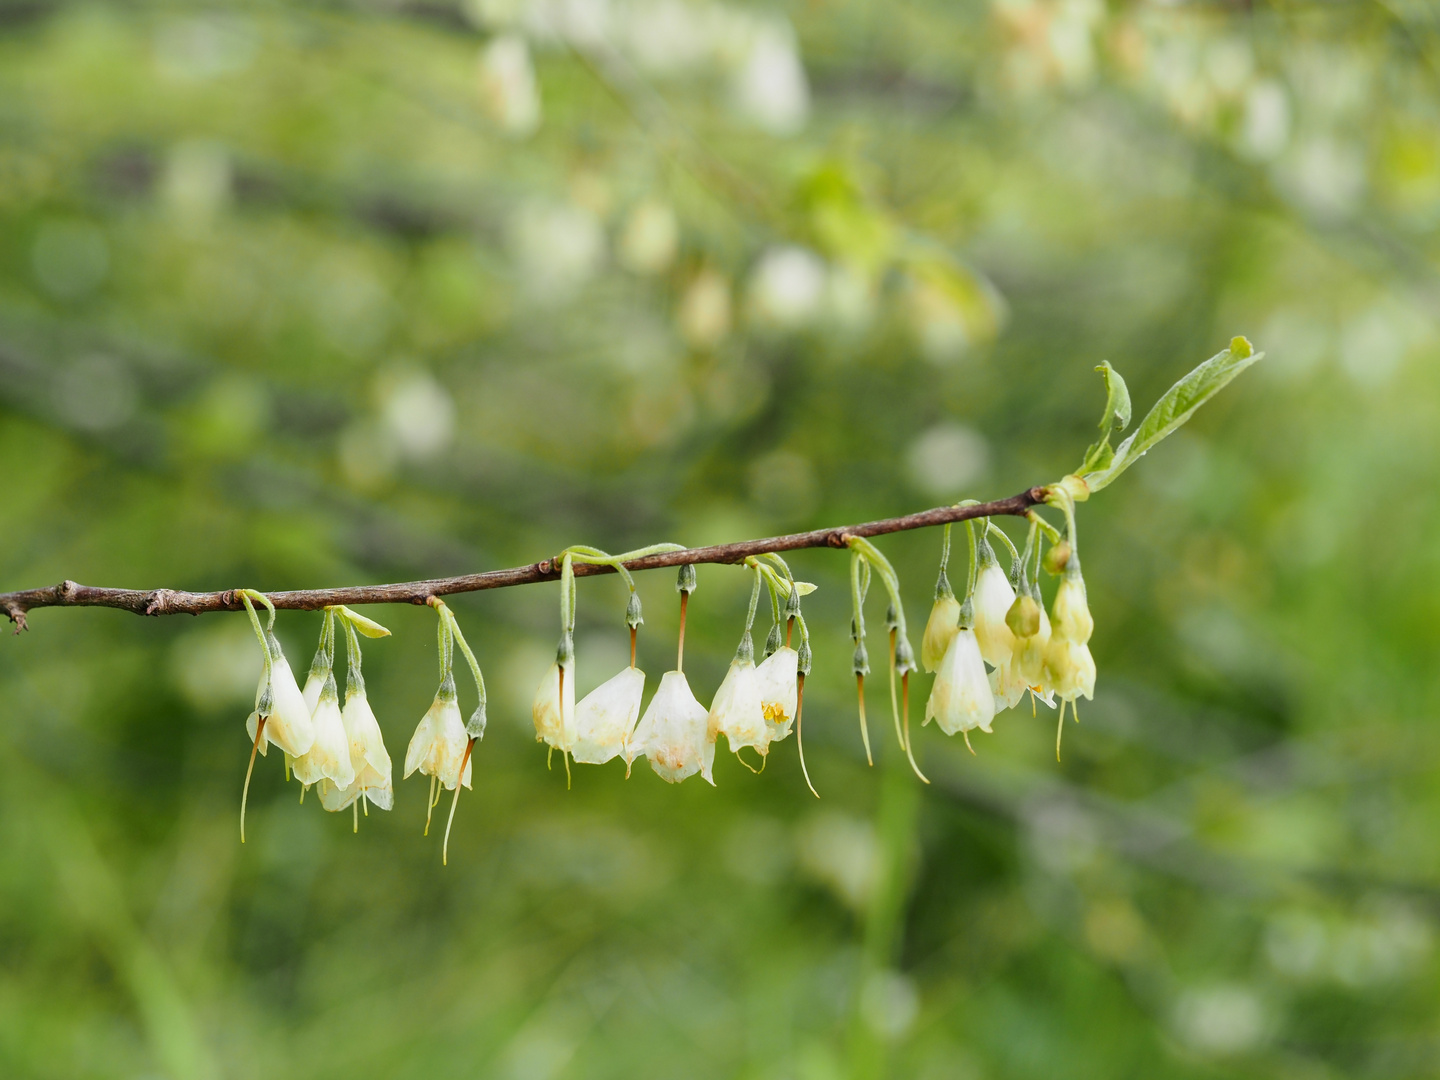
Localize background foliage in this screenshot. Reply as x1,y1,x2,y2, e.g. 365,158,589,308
2,0,1438,1077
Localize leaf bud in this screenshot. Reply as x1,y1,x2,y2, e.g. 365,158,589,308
625,591,644,629
676,564,697,594
1005,594,1041,639
1043,541,1071,576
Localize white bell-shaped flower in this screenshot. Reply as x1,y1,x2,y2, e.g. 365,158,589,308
532,659,576,754
572,666,645,765
292,676,355,791
321,689,394,812
403,685,472,790
626,670,714,785
245,644,315,758
1013,596,1052,690
755,645,799,744
708,656,767,755
988,658,1029,712
972,558,1017,668
1045,636,1096,702
920,592,961,673
1044,570,1096,702
924,627,995,736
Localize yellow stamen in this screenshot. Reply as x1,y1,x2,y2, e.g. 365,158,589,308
352,800,358,834
962,728,976,755
425,773,437,836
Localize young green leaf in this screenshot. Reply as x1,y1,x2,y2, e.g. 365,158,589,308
335,605,392,637
1078,362,1132,474
1084,337,1260,493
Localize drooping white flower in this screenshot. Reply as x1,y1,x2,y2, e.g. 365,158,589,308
320,689,394,812
292,675,355,791
1011,588,1055,703
923,627,995,736
755,645,799,744
988,657,1030,712
403,684,472,791
245,640,315,758
920,592,961,673
708,656,767,755
972,551,1017,668
572,666,645,766
532,658,576,754
1044,571,1096,703
626,670,714,785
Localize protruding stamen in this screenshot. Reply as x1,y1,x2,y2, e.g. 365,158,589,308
425,773,437,836
1056,699,1067,762
856,674,873,767
241,715,267,844
901,673,930,784
963,728,976,756
796,674,818,799
352,800,358,834
443,738,475,867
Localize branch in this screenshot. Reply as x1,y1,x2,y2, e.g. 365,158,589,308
0,487,1047,631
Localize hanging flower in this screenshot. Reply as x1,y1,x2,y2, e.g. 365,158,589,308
532,656,577,755
924,626,995,736
245,635,315,758
627,670,714,784
404,680,472,791
572,666,645,766
709,650,767,756
971,542,1017,668
1044,570,1096,702
292,674,355,792
321,688,394,812
921,591,961,673
755,644,799,744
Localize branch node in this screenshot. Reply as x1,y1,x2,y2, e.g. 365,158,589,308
5,605,25,634
145,589,173,616
57,580,77,599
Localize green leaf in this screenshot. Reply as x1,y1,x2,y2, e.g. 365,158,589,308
1084,337,1260,492
336,605,392,637
1078,362,1132,474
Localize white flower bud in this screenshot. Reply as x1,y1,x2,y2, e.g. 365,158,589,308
923,627,995,736
755,645,799,743
403,689,472,791
1051,573,1094,645
626,670,714,785
1044,637,1096,702
708,657,767,755
920,593,961,672
572,666,645,766
972,558,1017,668
531,659,576,753
292,677,355,791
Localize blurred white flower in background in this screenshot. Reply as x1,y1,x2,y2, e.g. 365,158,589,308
509,199,605,298
860,970,920,1040
1172,984,1267,1056
731,18,809,134
381,369,456,461
479,34,542,137
748,245,826,328
1238,80,1289,161
162,140,232,228
1282,136,1366,219
796,811,879,914
906,423,990,500
617,199,679,274
170,620,262,711
53,354,139,433
678,267,732,348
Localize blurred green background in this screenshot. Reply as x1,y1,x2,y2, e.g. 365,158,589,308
2,0,1437,1077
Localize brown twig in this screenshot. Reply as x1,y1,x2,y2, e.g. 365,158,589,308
0,488,1047,631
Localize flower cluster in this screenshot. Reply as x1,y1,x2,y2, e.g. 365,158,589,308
530,548,815,789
